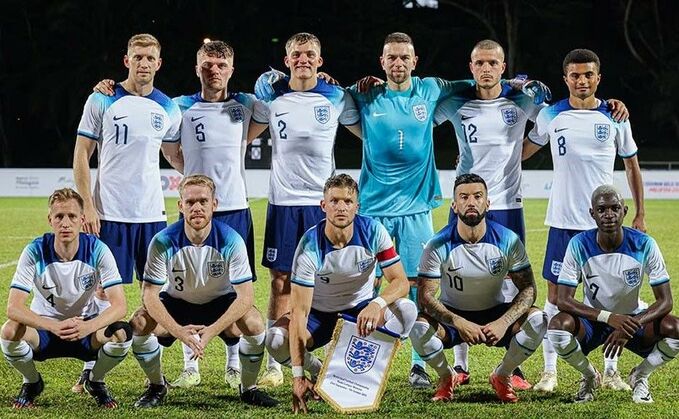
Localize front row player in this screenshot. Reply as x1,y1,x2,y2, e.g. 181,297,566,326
547,185,679,403
264,174,418,413
128,175,278,408
2,188,131,408
411,174,547,403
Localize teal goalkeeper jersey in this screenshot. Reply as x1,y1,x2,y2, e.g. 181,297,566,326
348,77,474,216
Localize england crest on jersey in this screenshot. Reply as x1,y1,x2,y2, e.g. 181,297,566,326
413,104,427,122
551,261,562,276
357,258,374,273
314,105,330,124
345,335,380,374
500,107,518,126
266,247,278,262
487,257,505,276
594,124,610,142
623,267,642,287
151,112,164,131
208,261,225,277
78,272,95,291
228,106,244,122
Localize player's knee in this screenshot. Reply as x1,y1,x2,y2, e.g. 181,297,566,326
409,320,436,355
129,308,154,335
660,315,679,339
270,275,290,296
521,310,548,341
238,307,265,335
105,321,133,342
385,298,417,336
548,312,574,332
265,326,290,362
0,320,24,340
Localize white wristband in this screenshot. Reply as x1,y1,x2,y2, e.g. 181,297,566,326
292,366,305,378
596,310,612,324
373,297,387,309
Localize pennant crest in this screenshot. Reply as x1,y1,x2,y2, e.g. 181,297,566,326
345,335,380,374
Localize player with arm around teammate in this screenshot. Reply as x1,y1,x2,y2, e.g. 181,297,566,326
264,174,417,413
1,188,131,408
410,174,547,403
547,185,679,403
128,175,278,408
523,48,646,392
248,32,362,387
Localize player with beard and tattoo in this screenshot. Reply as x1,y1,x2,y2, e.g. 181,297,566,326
410,174,547,403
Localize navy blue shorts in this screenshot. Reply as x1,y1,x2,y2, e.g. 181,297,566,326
180,208,256,281
576,316,655,357
262,204,325,272
34,330,97,362
542,227,583,283
157,292,240,347
306,300,372,350
440,303,514,348
99,220,166,284
448,208,525,244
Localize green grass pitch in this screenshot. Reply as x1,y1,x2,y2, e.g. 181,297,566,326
0,197,678,418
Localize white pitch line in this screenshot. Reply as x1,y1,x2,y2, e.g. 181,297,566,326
0,260,19,269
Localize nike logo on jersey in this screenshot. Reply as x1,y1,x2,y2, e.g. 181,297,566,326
113,115,128,121
275,112,289,117
585,274,599,279
460,115,474,120
372,112,387,117
191,116,205,122
554,127,568,133
41,284,56,290
447,266,463,272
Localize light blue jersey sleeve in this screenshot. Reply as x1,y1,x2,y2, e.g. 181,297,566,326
557,236,584,287
417,227,452,280
10,241,42,293
77,92,112,140
143,232,173,285
92,239,123,289
643,237,669,286
220,232,253,285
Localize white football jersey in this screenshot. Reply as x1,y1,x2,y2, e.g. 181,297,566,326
174,92,257,211
143,220,252,304
252,79,359,206
77,85,181,223
418,220,530,311
10,233,122,320
558,227,669,315
291,215,400,312
534,99,638,230
435,85,546,209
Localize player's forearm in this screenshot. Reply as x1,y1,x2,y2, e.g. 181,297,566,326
288,311,308,367
634,296,672,326
143,292,183,337
73,149,95,205
161,143,184,174
556,293,601,321
379,277,409,305
7,304,58,333
420,291,459,326
499,285,535,326
209,297,251,336
84,300,127,333
625,159,645,217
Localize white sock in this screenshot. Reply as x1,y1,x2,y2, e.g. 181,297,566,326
90,340,132,382
266,319,281,370
547,329,596,378
410,321,450,378
542,300,559,373
635,337,679,379
239,333,265,390
1,339,40,383
383,298,418,337
453,344,469,371
83,360,96,371
182,335,200,372
496,311,547,377
265,326,291,366
304,351,322,379
132,335,164,385
604,354,619,373
226,341,240,370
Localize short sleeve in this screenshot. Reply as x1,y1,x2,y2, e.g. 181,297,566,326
532,107,551,146
507,236,531,272
615,120,638,158
557,241,581,287
10,244,39,293
372,223,400,269
95,241,123,289
290,235,319,288
162,102,182,143
338,90,360,126
76,93,106,140
252,100,270,124
645,238,669,287
143,235,169,285
418,242,443,280
226,238,253,285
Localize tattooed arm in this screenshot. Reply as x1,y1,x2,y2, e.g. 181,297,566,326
419,277,487,345
481,266,536,345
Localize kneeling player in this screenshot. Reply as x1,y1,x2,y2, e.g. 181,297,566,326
265,174,418,413
1,188,130,408
129,175,278,408
411,174,546,403
547,185,679,403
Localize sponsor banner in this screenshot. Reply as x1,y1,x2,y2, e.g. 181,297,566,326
315,315,400,414
2,169,679,199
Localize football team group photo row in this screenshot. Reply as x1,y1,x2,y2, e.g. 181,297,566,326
3,30,677,413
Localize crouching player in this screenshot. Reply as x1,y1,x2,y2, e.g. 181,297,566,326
265,174,418,413
547,185,679,403
411,174,547,403
2,188,130,408
129,175,278,408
